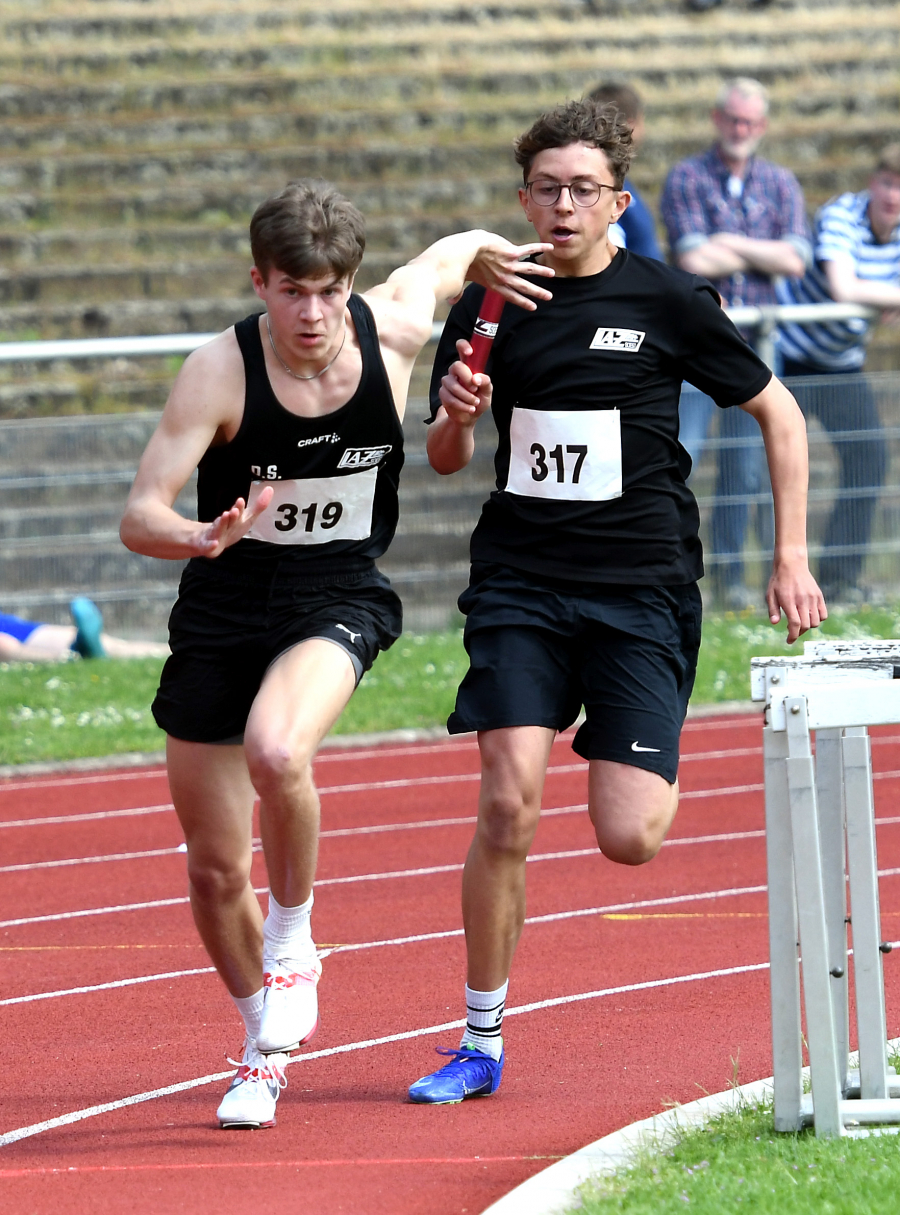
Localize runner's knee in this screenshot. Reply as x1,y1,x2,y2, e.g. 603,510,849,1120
590,782,677,866
244,736,314,799
187,849,253,902
477,790,540,858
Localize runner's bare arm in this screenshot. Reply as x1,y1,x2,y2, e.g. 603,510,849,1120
739,376,827,644
120,332,274,560
364,230,554,359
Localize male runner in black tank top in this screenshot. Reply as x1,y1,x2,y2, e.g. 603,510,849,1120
120,179,554,1129
408,101,826,1106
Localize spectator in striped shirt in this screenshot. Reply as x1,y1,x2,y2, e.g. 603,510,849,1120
775,146,900,602
660,77,811,609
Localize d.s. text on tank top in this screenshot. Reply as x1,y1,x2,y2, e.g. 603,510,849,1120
196,295,404,575
429,250,772,586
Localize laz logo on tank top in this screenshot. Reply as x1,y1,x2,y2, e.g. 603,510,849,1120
589,327,645,353
337,445,393,469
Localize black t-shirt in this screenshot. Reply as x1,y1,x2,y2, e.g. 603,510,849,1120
428,250,771,585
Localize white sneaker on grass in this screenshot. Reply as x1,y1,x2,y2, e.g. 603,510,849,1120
257,955,322,1053
216,1039,288,1129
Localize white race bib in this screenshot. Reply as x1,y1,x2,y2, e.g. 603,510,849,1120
506,407,622,501
246,469,377,545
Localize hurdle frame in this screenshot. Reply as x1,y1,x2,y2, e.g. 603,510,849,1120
752,640,900,1136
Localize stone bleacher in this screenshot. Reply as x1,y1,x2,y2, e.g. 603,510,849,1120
0,0,898,631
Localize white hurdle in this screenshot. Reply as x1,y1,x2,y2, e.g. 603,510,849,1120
752,639,900,1137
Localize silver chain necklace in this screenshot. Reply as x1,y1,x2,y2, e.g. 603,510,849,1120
266,313,346,381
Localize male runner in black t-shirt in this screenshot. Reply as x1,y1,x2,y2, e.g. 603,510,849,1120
120,179,553,1129
408,100,825,1104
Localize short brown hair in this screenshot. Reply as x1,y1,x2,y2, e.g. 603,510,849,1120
249,179,366,283
514,100,633,190
588,82,643,125
876,143,900,177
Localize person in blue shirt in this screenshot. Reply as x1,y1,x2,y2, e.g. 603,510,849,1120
588,82,663,261
776,144,900,601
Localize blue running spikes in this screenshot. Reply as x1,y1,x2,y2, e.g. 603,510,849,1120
408,1045,504,1105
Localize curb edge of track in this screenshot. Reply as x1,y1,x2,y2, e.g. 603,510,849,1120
0,703,757,781
481,1043,900,1214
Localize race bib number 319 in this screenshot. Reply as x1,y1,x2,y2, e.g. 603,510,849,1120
246,469,376,545
506,407,622,501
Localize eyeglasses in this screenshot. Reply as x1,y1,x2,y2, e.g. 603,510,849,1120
525,179,617,207
717,111,765,130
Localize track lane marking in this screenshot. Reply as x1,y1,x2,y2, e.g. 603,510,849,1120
0,1155,561,1178
0,845,185,873
0,721,894,801
0,883,772,1005
7,759,900,831
0,835,767,926
0,961,771,1148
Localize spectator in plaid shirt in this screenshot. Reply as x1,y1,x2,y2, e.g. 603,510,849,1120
660,77,811,608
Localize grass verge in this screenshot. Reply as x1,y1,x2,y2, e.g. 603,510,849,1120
574,1096,900,1214
1,603,899,766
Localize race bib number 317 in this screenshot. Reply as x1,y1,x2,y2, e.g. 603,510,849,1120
506,407,622,502
245,469,377,545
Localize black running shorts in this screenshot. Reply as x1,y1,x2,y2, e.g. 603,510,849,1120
152,559,402,744
448,564,702,784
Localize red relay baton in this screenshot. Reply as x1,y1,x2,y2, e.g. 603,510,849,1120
464,289,505,375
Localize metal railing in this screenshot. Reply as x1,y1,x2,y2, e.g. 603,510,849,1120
0,303,878,368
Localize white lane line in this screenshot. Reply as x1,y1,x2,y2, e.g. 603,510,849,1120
0,846,598,926
0,803,174,829
0,846,185,874
680,747,761,761
0,769,168,794
0,765,583,829
0,960,770,1148
0,896,193,929
0,885,772,1007
0,967,216,1006
317,762,586,795
680,782,763,798
0,769,757,834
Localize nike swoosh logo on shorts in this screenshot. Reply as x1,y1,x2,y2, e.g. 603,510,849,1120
631,741,661,753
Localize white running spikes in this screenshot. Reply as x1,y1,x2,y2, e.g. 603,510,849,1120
257,955,322,1054
216,1040,288,1129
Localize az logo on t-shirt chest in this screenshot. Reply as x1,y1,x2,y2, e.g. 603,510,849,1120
589,327,646,353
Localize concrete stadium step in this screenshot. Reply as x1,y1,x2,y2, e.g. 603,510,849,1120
3,13,896,92
4,77,897,161
2,28,897,126
6,0,889,48
0,212,533,268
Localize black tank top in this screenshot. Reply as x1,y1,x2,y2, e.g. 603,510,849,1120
195,295,404,576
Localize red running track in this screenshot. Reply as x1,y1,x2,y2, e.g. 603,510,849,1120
2,714,900,1214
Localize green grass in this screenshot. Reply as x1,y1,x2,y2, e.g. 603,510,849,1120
2,604,900,766
574,1098,900,1215
0,658,167,765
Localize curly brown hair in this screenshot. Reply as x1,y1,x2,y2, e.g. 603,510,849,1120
250,179,366,284
513,100,634,190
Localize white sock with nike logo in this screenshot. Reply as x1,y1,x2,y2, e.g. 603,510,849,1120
460,980,507,1061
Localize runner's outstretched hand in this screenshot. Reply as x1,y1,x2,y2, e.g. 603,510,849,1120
193,487,274,558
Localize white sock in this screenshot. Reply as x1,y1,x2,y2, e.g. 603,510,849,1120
263,891,316,965
460,980,507,1061
231,987,266,1042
